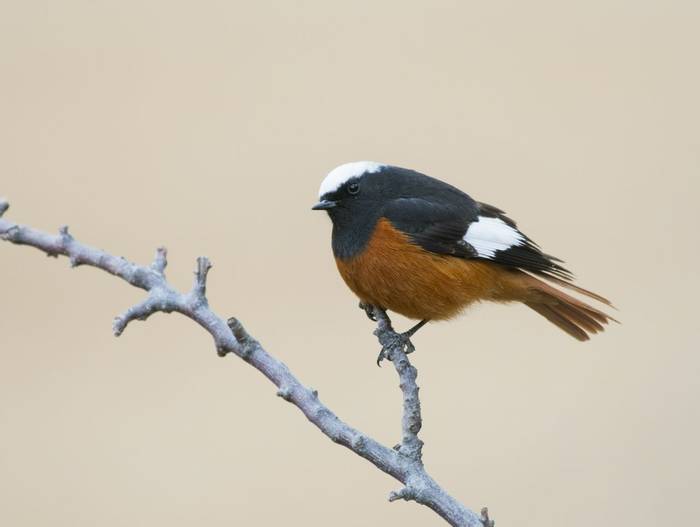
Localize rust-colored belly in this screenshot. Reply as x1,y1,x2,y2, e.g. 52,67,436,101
335,218,516,320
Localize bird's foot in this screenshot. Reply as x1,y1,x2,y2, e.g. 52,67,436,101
376,330,416,366
359,301,378,321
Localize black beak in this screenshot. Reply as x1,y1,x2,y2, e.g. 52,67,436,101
311,200,337,211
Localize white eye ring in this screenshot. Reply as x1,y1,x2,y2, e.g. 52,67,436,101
347,182,360,195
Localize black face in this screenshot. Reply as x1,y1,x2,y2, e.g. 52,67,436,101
318,176,378,220
314,174,386,260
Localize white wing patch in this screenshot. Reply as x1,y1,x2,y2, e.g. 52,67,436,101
319,161,385,198
463,216,525,258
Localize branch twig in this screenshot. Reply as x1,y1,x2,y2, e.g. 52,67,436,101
0,198,490,527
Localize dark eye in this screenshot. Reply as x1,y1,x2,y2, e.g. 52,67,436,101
347,182,360,195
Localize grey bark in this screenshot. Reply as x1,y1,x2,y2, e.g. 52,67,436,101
0,198,492,527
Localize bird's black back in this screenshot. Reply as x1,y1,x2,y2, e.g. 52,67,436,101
330,165,573,281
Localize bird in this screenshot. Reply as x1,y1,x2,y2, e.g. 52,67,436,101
312,161,615,355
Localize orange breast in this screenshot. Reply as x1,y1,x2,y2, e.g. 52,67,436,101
335,218,521,320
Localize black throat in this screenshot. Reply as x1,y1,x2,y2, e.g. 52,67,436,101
329,208,382,261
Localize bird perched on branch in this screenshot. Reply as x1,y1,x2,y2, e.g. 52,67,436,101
313,162,615,360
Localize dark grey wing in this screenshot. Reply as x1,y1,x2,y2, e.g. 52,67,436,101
382,197,478,258
383,196,573,281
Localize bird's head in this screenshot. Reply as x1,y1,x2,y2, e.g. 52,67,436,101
312,161,387,223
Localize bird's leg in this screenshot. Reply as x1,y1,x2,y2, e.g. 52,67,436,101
374,309,430,366
380,319,428,362
359,301,378,321
403,319,429,339
376,330,416,366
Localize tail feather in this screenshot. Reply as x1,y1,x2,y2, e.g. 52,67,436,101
525,302,590,341
555,300,605,334
518,273,616,340
532,271,615,307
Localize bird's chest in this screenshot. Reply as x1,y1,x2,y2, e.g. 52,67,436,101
334,218,491,319
334,219,411,303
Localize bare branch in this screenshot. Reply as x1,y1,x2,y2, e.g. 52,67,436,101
0,200,490,527
190,256,211,303
389,486,417,502
113,288,173,336
481,507,495,527
226,317,261,359
373,308,424,462
150,246,168,274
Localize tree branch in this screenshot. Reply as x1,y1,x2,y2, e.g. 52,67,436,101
373,308,424,462
0,198,490,527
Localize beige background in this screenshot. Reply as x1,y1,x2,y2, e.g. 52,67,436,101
1,1,698,526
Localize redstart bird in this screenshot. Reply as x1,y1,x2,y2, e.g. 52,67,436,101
313,162,614,353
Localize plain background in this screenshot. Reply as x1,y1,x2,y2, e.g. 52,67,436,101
1,1,698,526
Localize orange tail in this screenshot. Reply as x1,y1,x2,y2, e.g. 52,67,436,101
518,273,617,341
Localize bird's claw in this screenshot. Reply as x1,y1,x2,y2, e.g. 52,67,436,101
376,348,387,366
359,302,377,321
376,331,416,366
